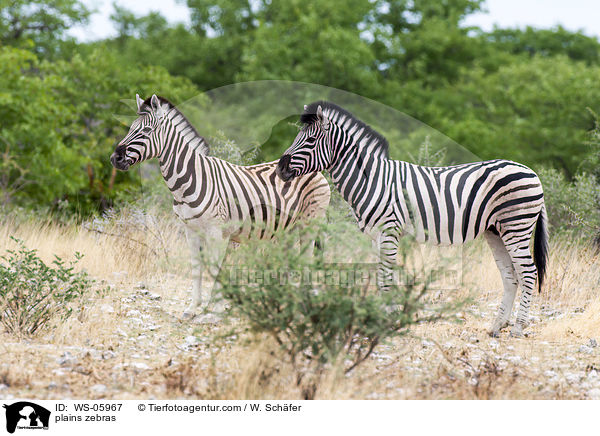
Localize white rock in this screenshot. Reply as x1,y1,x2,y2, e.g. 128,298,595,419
57,351,77,366
565,372,581,384
101,351,116,360
185,336,199,346
126,309,142,317
507,355,522,364
91,384,107,394
100,304,115,313
131,362,150,370
578,345,593,354
0,384,7,391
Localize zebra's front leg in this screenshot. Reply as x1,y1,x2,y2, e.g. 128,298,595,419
183,228,207,319
199,225,229,321
484,231,519,337
375,230,400,293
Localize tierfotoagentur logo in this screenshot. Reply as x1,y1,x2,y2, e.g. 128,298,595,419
2,402,50,434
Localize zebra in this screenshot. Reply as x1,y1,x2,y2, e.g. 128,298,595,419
277,101,549,337
111,94,330,321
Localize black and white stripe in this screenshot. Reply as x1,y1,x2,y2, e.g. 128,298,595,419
277,101,548,337
112,94,330,320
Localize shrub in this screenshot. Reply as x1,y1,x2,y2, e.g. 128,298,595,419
0,237,91,336
538,167,600,241
208,131,260,165
217,219,464,399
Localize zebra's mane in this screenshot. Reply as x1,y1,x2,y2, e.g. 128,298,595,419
300,101,389,159
140,96,210,156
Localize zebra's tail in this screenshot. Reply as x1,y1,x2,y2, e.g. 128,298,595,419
534,202,549,293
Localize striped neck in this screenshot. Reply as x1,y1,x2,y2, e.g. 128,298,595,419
157,107,209,175
328,126,391,220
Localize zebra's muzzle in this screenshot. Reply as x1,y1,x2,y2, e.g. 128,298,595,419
276,154,296,182
110,149,130,171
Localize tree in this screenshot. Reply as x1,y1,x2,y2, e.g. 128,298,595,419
0,0,91,57
420,56,600,176
486,26,600,65
0,45,199,214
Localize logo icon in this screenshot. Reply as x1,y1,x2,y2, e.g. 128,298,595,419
2,402,50,434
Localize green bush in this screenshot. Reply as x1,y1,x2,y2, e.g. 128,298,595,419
217,219,464,399
539,167,600,241
0,237,91,336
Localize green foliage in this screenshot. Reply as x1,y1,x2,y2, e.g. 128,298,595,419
218,219,464,399
0,44,199,215
0,0,91,57
486,26,600,64
0,237,91,336
208,132,259,165
539,168,600,241
420,56,600,175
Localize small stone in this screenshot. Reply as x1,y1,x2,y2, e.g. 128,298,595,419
91,384,107,394
100,304,115,313
578,345,594,354
0,384,7,391
131,362,150,370
185,336,199,346
57,351,77,366
101,351,116,360
565,372,581,384
589,338,598,348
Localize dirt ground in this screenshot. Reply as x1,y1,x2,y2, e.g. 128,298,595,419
1,218,599,400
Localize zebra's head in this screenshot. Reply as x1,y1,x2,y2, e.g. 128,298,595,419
111,94,166,171
277,103,333,182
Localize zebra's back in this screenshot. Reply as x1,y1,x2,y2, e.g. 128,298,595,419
173,156,330,240
394,159,543,245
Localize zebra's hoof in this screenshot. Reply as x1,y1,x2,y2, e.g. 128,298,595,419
488,319,509,337
509,325,524,338
182,310,197,320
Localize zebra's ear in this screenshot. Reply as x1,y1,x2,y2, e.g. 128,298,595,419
150,94,164,119
136,94,144,111
317,105,330,130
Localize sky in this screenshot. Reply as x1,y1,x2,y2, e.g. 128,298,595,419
68,0,600,41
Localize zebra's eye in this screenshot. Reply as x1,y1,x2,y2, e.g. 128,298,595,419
141,126,153,135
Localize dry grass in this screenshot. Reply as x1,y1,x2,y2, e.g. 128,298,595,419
0,214,599,400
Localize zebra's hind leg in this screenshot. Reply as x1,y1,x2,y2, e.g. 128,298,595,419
484,230,519,337
503,238,538,338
